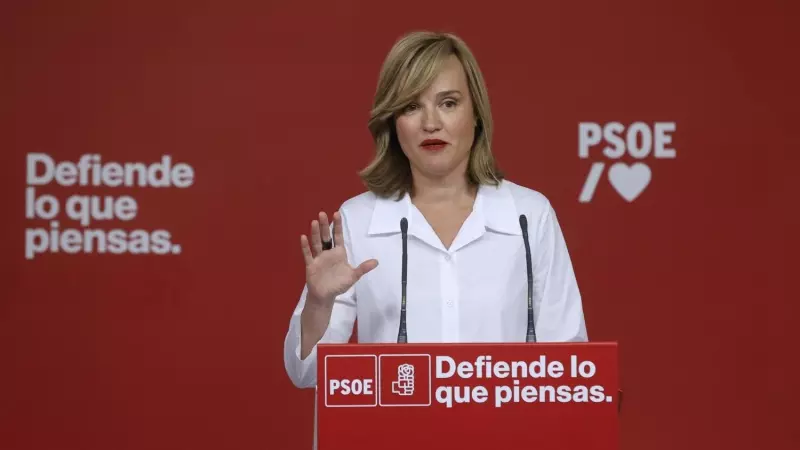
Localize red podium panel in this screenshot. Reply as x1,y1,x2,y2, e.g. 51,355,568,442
317,342,619,450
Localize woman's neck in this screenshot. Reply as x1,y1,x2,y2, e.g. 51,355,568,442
410,171,477,207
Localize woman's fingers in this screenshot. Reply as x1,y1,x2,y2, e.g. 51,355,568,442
310,219,322,255
354,259,379,278
300,235,313,266
333,211,345,248
319,212,331,247
306,212,334,260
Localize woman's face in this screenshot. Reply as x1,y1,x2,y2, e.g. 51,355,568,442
395,54,476,183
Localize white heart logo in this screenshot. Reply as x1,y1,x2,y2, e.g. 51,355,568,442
608,163,651,202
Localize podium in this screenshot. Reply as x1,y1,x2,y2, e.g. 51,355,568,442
316,342,619,450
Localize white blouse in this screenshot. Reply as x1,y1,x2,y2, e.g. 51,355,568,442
283,180,588,388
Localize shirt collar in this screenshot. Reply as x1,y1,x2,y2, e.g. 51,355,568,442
367,181,521,242
477,181,522,236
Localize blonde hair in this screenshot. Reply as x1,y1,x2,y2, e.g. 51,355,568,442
359,31,503,199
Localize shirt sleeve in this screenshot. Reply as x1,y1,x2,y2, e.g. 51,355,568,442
283,211,358,388
531,201,588,342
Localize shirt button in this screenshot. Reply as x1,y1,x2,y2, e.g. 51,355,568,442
444,254,451,261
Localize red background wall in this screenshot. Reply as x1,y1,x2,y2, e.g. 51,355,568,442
2,1,797,449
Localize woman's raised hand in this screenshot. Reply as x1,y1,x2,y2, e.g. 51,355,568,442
300,211,378,308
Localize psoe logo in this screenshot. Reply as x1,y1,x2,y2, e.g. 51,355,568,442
391,364,415,396
578,122,676,203
379,354,431,407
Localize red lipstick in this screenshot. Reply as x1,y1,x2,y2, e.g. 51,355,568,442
420,139,448,151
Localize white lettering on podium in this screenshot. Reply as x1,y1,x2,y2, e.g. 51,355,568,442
328,379,374,396
435,355,565,379
436,356,456,378
435,385,489,408
430,354,614,408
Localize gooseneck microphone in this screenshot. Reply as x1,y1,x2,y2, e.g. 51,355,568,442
397,217,409,343
519,215,537,343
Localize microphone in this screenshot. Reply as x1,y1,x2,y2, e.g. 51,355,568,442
519,215,537,343
397,217,409,343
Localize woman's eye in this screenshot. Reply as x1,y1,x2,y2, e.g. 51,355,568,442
442,99,458,108
403,103,418,113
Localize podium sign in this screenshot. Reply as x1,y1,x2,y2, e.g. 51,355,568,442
317,342,619,450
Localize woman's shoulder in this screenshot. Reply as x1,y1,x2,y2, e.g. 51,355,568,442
333,190,383,234
495,179,553,213
336,190,407,238
338,190,380,215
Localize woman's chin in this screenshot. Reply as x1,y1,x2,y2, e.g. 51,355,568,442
409,151,468,179
415,162,462,179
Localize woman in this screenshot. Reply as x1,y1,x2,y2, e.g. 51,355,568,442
284,31,587,389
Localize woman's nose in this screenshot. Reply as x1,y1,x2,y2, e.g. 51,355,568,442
421,109,442,132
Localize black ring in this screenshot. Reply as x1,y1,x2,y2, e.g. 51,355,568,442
321,240,333,250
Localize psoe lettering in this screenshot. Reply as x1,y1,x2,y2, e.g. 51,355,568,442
328,378,374,395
